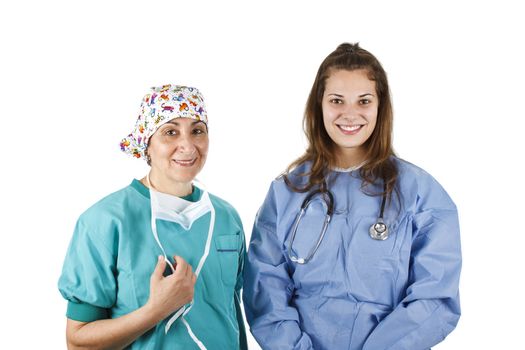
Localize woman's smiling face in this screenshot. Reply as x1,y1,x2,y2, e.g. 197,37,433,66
146,117,209,186
322,69,378,165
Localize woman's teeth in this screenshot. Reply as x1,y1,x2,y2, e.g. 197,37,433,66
339,125,361,131
174,159,196,166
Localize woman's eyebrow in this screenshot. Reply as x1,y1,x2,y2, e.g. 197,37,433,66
326,93,375,97
164,120,205,126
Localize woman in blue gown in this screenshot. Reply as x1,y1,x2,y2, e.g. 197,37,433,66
243,43,461,350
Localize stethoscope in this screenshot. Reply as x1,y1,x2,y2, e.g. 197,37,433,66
287,185,388,264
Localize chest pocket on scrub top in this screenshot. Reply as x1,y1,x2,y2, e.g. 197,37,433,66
214,234,240,286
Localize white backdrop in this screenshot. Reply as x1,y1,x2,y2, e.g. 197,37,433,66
1,0,523,348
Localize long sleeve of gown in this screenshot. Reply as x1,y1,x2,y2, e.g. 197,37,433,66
363,177,461,350
243,184,314,350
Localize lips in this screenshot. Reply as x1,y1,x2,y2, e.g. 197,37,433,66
337,124,363,135
172,158,197,167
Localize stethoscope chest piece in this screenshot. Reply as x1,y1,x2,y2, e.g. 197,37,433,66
369,218,389,241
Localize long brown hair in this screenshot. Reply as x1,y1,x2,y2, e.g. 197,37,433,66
283,42,398,200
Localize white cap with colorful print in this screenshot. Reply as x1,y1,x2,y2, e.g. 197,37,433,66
120,84,208,160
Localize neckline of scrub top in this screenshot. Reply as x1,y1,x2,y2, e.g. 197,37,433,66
333,163,365,173
130,179,202,202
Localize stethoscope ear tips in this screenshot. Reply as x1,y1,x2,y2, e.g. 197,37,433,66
369,218,389,240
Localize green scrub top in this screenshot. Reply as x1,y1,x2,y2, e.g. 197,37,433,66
58,179,247,349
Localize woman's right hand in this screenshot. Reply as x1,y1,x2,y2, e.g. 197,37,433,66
146,255,197,320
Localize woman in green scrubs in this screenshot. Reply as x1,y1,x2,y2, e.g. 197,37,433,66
58,85,247,350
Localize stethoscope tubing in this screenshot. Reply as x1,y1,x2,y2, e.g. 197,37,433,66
288,183,389,264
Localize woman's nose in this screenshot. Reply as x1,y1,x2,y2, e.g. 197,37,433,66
340,103,359,119
176,134,197,153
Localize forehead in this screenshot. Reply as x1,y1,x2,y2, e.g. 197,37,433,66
324,69,376,93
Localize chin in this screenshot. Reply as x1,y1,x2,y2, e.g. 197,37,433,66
174,173,198,184
334,140,363,149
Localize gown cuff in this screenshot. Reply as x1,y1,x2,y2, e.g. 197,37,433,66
66,301,109,322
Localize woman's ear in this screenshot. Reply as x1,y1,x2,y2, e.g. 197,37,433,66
145,148,151,166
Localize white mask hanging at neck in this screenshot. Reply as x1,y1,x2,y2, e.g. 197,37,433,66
147,174,214,350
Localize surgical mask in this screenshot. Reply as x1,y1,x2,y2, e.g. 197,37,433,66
147,175,215,350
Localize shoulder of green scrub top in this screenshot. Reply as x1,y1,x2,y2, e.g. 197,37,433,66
207,192,244,229
77,180,148,229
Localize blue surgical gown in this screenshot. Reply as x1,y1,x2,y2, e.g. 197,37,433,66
58,179,247,349
243,158,461,350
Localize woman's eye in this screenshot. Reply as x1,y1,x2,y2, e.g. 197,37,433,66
330,98,343,104
360,99,371,105
193,128,207,135
165,129,178,136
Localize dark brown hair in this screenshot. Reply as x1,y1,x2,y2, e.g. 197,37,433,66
283,42,398,200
